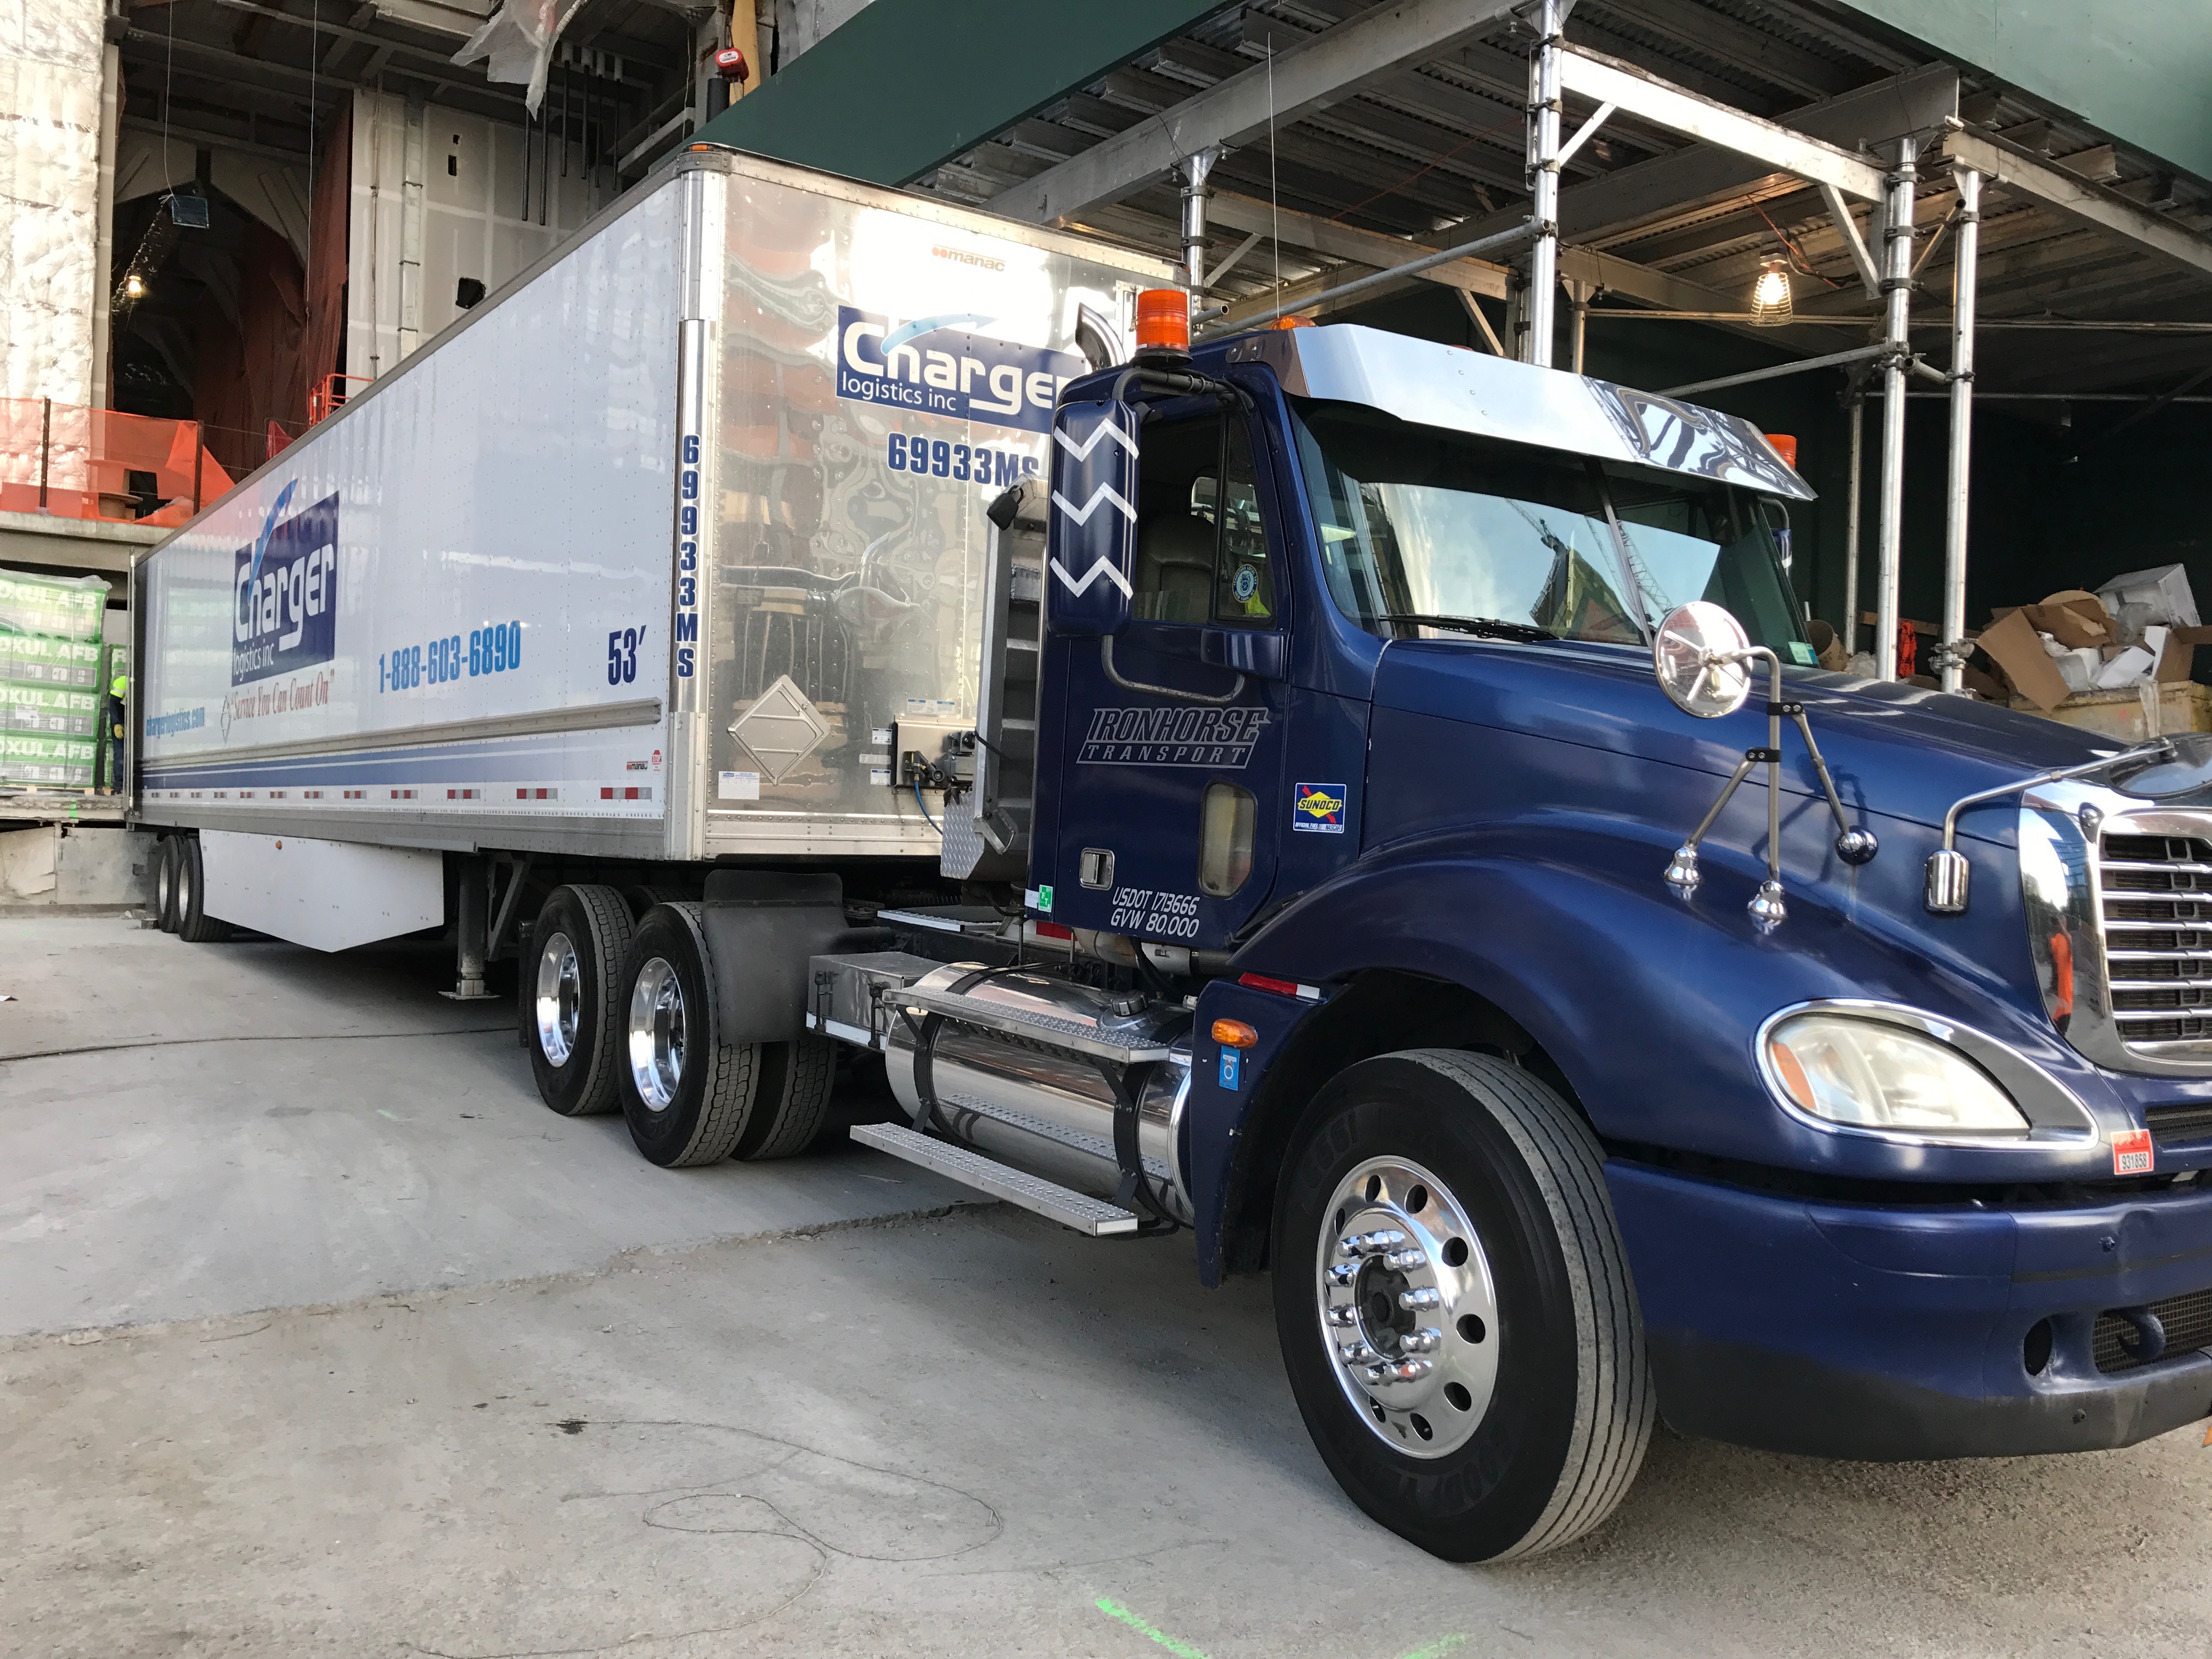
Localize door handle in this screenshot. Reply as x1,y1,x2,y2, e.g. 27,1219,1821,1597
1199,629,1286,678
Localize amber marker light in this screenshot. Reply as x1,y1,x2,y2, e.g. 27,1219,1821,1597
1211,1018,1259,1049
1134,288,1191,355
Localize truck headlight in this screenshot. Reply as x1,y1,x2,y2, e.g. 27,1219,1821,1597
1764,1013,2031,1137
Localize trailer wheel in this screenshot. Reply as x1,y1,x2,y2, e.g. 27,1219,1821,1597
1271,1049,1652,1562
733,1034,838,1160
616,903,760,1167
174,838,232,943
155,836,182,933
527,884,633,1116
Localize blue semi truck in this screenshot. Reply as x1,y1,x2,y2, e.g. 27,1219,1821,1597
136,149,2212,1563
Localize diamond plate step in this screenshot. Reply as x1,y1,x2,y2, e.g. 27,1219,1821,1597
851,1122,1140,1237
894,986,1172,1062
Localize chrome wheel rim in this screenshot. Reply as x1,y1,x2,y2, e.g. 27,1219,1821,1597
627,957,685,1113
156,850,173,918
534,930,582,1066
1316,1155,1500,1460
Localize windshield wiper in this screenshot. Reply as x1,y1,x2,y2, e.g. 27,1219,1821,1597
1374,613,1559,644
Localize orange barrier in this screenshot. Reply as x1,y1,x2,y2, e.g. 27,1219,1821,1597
308,373,372,425
0,397,238,526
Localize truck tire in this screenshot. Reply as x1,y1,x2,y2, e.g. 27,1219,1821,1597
732,1034,838,1160
527,884,633,1117
1271,1049,1652,1562
155,836,182,933
616,902,760,1167
174,837,233,943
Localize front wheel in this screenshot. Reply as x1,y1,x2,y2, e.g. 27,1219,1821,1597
1272,1050,1652,1562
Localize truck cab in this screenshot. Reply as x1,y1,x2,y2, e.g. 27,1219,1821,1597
843,312,2212,1562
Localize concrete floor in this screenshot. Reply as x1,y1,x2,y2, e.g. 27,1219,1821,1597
5,917,2212,1657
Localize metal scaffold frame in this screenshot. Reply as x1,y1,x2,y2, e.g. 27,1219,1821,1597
1127,9,2212,687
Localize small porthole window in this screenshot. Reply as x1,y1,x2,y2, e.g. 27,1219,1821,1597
1199,782,1255,896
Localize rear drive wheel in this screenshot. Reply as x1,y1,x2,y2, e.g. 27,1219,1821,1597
155,836,181,932
527,884,633,1116
174,838,232,943
733,1034,839,1160
1272,1049,1652,1562
617,904,760,1167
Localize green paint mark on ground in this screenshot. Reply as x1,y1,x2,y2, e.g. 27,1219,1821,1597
1397,1637,1469,1659
1094,1597,1211,1659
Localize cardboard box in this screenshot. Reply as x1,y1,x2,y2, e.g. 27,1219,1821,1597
1977,608,2073,711
2156,624,2212,682
2023,590,2113,650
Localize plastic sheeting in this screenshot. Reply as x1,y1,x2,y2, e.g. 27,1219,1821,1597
452,0,585,115
0,0,104,406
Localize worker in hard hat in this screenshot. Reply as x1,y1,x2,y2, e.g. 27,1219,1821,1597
103,668,126,793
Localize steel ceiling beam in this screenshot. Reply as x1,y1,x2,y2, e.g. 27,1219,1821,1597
1555,44,1886,200
1940,126,2212,283
992,0,1530,227
1204,188,1511,299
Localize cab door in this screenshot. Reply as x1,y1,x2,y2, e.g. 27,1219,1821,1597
1037,402,1290,952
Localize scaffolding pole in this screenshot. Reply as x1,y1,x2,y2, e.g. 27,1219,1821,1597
1940,165,1981,695
1874,136,1917,681
1842,393,1863,658
1525,0,1562,367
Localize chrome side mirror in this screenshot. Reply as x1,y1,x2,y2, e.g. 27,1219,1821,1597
1654,600,1754,719
1654,602,1878,927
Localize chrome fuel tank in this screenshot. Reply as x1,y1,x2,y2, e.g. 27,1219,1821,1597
884,964,1195,1224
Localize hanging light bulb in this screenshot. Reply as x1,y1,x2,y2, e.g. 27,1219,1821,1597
123,273,145,299
1750,257,1793,326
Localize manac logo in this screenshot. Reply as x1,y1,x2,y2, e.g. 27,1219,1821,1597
834,307,1084,435
232,484,340,687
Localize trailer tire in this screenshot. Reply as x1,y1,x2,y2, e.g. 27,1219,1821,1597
155,836,182,933
616,902,760,1167
1271,1049,1652,1562
527,884,633,1117
174,837,232,943
733,1033,838,1160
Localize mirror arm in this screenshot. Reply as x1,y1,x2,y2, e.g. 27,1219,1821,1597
1101,635,1245,706
1663,647,1880,925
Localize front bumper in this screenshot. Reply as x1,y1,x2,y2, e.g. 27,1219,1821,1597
1608,1161,2212,1460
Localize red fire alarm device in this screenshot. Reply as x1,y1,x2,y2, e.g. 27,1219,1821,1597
713,47,749,82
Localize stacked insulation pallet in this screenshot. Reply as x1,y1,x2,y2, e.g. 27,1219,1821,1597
0,571,108,789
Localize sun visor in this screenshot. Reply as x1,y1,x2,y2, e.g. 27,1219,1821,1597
1224,325,1815,501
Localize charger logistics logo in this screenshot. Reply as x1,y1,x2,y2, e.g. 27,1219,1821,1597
836,307,1083,435
1293,782,1347,832
232,483,341,686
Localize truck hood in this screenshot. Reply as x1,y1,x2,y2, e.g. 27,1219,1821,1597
1372,639,2112,844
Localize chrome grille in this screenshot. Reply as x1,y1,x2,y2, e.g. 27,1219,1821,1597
2101,832,2212,1046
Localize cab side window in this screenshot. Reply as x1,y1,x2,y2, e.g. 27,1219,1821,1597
1133,412,1278,628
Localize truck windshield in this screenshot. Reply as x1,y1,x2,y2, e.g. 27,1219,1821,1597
1289,399,1807,652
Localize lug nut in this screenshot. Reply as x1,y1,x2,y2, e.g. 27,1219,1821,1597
1339,1341,1379,1365
1325,1306,1358,1327
1385,1359,1431,1383
1385,1248,1427,1272
1342,1228,1407,1257
1398,1287,1442,1312
1403,1327,1442,1353
1325,1262,1359,1287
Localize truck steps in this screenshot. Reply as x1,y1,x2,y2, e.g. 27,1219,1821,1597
851,1122,1141,1237
895,984,1175,1062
